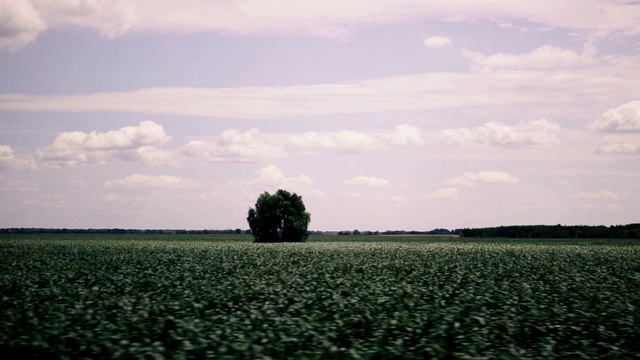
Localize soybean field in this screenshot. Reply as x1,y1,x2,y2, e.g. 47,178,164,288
1,234,639,359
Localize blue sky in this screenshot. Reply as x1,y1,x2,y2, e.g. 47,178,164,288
1,0,639,230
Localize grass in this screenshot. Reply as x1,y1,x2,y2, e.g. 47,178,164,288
1,234,639,358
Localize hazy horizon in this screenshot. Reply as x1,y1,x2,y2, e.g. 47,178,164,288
1,1,639,231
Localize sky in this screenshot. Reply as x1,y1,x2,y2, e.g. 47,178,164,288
1,0,639,231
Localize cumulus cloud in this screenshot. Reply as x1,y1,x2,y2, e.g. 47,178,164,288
447,171,519,186
594,134,640,155
590,100,640,132
438,119,561,146
35,121,172,166
462,44,597,72
0,145,36,170
424,36,452,48
289,130,379,153
571,191,619,201
2,1,639,51
104,174,202,190
254,165,313,188
344,176,390,187
428,187,459,201
183,128,287,163
289,124,423,153
0,0,47,51
0,176,37,192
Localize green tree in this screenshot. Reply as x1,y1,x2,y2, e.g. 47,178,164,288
247,189,311,243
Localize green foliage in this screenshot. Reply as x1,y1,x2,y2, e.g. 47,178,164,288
1,235,639,358
461,223,640,239
247,189,310,243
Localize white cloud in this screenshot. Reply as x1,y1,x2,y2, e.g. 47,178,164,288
0,145,36,170
424,36,452,48
428,187,459,201
447,171,519,186
289,124,423,153
0,0,47,51
35,121,172,166
254,165,313,188
4,66,635,120
3,1,639,51
381,124,424,146
289,130,380,153
183,128,287,163
594,134,640,155
104,174,202,190
0,176,37,192
571,191,620,201
438,119,561,146
344,176,390,187
462,44,596,72
590,100,640,132
134,146,174,166
580,203,624,211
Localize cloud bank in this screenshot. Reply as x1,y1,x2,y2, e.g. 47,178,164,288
35,121,172,166
592,101,640,155
462,44,596,72
104,174,202,190
344,176,390,187
590,100,640,132
438,119,561,146
447,171,520,186
183,128,287,163
428,187,459,201
289,124,423,154
2,1,639,51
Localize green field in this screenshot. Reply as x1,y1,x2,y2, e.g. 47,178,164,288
1,234,639,359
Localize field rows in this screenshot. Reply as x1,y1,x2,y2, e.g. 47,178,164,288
1,236,639,358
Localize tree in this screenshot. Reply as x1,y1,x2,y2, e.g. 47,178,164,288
247,189,311,243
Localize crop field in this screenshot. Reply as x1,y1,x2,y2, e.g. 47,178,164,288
1,234,639,359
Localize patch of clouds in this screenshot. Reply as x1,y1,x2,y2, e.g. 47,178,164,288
594,134,640,155
571,191,619,201
447,171,519,186
590,100,640,132
35,121,172,166
1,69,638,120
428,187,459,201
104,174,202,191
0,176,37,192
0,145,36,170
424,36,452,48
438,119,561,146
462,44,597,72
254,165,313,188
3,1,640,52
0,0,47,51
288,130,380,153
579,203,624,211
344,176,390,187
183,128,287,163
380,124,425,146
289,124,423,154
134,146,174,166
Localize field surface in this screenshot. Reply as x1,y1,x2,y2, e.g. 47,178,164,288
1,234,639,359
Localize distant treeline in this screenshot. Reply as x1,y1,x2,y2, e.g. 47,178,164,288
460,224,640,239
334,229,461,236
2,225,638,239
0,228,252,235
1,228,463,236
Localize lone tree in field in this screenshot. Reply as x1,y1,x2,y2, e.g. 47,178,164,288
247,189,311,243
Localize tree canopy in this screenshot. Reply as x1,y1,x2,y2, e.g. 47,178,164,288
247,189,311,243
